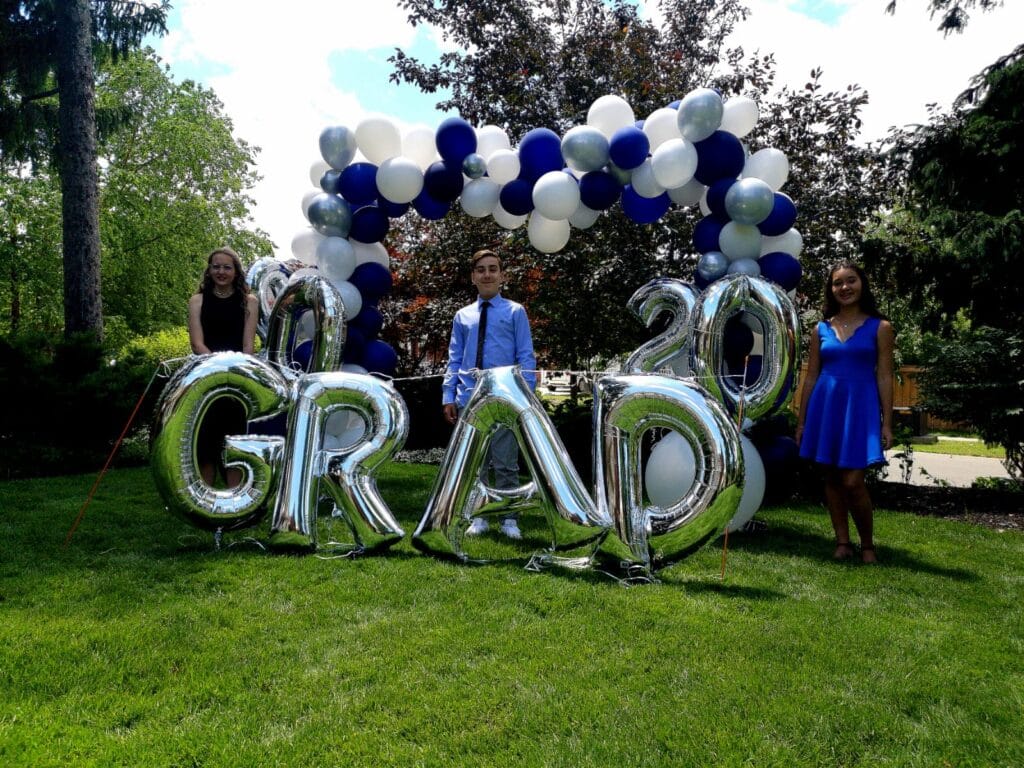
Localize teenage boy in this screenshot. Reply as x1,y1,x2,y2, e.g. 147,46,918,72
442,248,537,539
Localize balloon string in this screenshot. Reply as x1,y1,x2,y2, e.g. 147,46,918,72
720,355,750,580
720,526,729,581
63,363,166,549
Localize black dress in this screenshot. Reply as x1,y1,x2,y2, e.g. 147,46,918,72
196,291,247,467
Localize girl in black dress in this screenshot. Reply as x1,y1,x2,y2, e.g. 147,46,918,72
187,247,259,485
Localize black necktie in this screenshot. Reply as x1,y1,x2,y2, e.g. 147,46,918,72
475,300,490,369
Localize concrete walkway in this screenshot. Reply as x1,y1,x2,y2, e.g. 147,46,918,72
884,450,1011,488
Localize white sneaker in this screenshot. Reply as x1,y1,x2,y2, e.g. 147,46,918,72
500,519,522,540
466,518,489,536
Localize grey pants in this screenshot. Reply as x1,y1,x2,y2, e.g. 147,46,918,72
481,426,519,522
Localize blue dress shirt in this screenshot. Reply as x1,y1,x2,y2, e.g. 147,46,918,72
442,293,537,408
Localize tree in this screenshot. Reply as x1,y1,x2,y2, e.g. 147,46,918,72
385,0,881,371
885,1,1002,35
0,0,169,339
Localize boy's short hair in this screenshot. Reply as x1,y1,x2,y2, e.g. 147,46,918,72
471,248,501,269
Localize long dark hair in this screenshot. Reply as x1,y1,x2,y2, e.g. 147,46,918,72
197,246,249,310
821,261,882,319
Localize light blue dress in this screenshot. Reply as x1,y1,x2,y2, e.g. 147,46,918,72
799,316,884,469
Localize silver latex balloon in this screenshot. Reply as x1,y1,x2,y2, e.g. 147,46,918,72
724,177,774,225
592,374,744,574
461,152,487,179
624,278,699,376
691,274,800,421
319,125,358,170
307,193,352,238
151,352,291,531
269,372,408,552
727,258,761,277
561,125,611,173
696,251,729,282
676,88,724,143
413,366,609,562
265,274,346,374
246,257,292,343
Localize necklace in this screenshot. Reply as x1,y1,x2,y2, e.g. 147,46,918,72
213,287,233,299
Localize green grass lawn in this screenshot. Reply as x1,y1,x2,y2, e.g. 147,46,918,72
2,465,1022,767
912,437,1007,460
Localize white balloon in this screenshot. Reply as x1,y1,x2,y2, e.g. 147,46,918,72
315,237,356,282
487,149,521,185
350,239,390,268
309,160,330,188
329,279,363,321
296,309,316,343
476,124,511,160
719,222,762,261
720,96,759,139
630,160,665,199
355,115,402,165
376,156,424,204
643,107,682,150
651,138,698,190
492,200,527,230
760,228,803,259
587,94,636,139
461,178,501,218
645,431,697,508
301,188,321,219
728,436,765,532
743,147,790,190
568,202,600,229
667,177,705,207
533,171,581,220
341,363,368,374
527,212,571,253
403,125,438,170
698,188,712,217
290,228,325,265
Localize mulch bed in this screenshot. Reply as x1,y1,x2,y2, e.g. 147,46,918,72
871,481,1023,532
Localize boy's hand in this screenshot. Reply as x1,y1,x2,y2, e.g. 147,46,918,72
443,403,458,425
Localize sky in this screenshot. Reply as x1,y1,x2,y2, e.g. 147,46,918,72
149,0,1024,259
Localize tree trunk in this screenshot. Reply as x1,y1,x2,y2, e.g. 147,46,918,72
56,0,103,340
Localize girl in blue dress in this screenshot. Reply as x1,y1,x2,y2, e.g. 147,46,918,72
796,262,894,563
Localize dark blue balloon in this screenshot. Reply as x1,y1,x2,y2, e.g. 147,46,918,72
518,128,563,183
423,160,464,203
694,130,745,185
693,215,726,253
350,261,393,301
320,169,343,194
349,205,389,243
758,193,798,236
412,189,451,220
693,270,711,290
608,126,650,170
377,195,410,218
342,326,367,364
578,170,622,210
435,116,477,164
338,162,379,206
758,251,802,291
499,178,535,216
292,339,313,371
621,186,670,224
756,434,799,475
705,178,736,218
724,316,755,357
362,339,398,376
351,303,383,339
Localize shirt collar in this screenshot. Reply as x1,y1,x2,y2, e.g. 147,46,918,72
477,293,503,308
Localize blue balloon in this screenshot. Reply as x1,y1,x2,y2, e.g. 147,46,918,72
292,339,313,371
621,185,670,224
724,316,755,358
518,128,563,183
499,178,535,216
758,193,798,236
436,116,477,164
320,169,343,194
668,99,681,109
412,189,451,220
693,215,726,253
758,251,802,291
342,326,367,364
756,434,799,475
377,195,410,218
693,270,711,290
362,339,398,376
350,262,393,301
423,160,464,203
338,162,379,206
608,126,650,170
705,178,736,218
578,170,622,210
349,204,389,243
351,303,383,339
693,130,745,185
